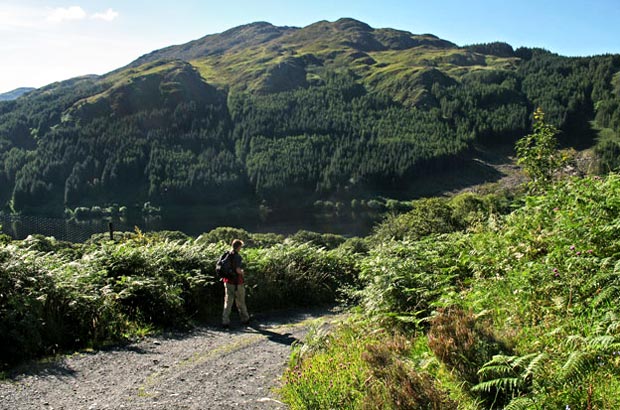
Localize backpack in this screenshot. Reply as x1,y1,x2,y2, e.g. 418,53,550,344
215,251,237,280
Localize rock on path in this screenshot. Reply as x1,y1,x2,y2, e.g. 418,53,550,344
0,309,340,409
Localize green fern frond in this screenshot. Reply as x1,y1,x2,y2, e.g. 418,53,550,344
512,352,541,370
477,354,517,377
523,352,547,379
474,352,546,398
546,326,564,337
477,364,514,378
486,354,519,366
472,377,523,393
561,351,597,382
504,396,536,410
606,319,620,334
566,334,587,348
587,335,617,348
592,285,620,308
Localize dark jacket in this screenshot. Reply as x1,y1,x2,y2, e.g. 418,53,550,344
223,251,244,285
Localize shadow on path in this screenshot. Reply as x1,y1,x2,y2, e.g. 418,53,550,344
245,324,300,346
4,359,77,380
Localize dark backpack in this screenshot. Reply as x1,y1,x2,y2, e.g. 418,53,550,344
215,251,237,280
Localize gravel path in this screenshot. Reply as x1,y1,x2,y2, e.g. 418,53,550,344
0,309,340,410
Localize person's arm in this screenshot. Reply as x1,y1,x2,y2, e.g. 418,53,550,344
235,254,244,275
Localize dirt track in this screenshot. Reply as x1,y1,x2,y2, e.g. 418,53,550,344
0,309,340,410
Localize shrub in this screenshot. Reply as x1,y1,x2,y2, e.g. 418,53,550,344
197,226,284,248
428,308,508,387
289,230,347,250
356,236,468,326
87,239,219,325
337,237,370,255
0,246,124,368
197,226,251,245
146,230,190,242
245,243,359,310
0,233,11,245
0,247,58,366
250,232,285,248
0,229,357,369
16,234,74,253
372,197,457,241
516,107,563,191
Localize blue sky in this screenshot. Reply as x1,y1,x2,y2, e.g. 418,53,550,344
1,0,620,94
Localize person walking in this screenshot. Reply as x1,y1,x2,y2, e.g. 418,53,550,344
222,239,250,328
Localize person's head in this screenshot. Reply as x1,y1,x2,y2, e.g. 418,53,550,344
231,239,244,251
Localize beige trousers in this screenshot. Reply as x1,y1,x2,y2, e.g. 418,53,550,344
222,283,250,325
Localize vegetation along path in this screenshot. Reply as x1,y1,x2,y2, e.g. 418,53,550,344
0,309,341,410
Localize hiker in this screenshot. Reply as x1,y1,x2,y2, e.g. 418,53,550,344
222,239,250,328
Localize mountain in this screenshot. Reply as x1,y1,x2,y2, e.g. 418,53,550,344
0,87,35,101
129,18,458,97
1,18,620,217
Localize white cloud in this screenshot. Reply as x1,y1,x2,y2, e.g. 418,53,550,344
91,8,119,22
47,6,87,23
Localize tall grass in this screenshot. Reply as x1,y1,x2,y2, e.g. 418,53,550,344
280,321,456,409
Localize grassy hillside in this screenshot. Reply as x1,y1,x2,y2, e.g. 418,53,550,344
1,18,620,217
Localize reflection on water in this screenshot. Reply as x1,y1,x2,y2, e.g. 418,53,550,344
0,214,133,243
0,209,379,242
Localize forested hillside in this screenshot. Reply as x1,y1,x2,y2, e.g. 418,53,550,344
0,88,35,102
1,18,620,216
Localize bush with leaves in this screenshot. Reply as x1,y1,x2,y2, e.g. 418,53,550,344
0,245,123,368
85,238,219,326
355,235,470,327
0,229,11,245
336,237,370,256
455,174,620,407
244,242,359,310
196,226,284,248
362,333,457,409
428,307,513,408
516,107,563,191
372,191,512,242
288,230,347,250
372,197,457,242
